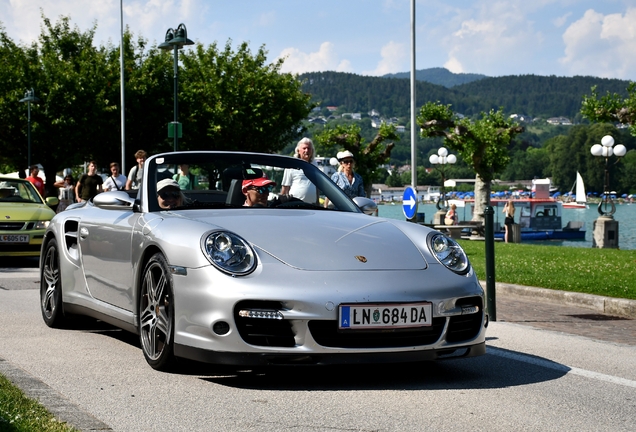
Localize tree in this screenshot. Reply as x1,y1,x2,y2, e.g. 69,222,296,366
314,123,398,198
581,83,636,135
418,102,523,221
0,16,314,188
179,41,312,153
580,84,636,195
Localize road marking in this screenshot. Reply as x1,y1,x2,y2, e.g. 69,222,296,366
489,346,636,389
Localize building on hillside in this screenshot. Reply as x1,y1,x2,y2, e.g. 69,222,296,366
546,116,572,125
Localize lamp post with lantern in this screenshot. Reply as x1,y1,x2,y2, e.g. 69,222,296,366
429,147,456,224
590,135,626,248
158,23,194,152
19,88,40,170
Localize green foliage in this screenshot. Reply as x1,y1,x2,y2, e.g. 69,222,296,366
581,83,636,136
180,41,312,152
460,241,636,299
418,102,523,183
0,16,312,189
314,123,399,196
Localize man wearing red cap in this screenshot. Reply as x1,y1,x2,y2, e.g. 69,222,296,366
242,176,276,207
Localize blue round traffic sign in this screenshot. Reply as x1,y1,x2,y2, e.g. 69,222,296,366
402,186,418,219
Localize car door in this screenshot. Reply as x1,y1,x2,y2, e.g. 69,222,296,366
79,207,141,311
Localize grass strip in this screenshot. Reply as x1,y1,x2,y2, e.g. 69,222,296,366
459,241,636,300
0,373,76,432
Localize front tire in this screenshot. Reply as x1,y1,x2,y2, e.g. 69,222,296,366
40,238,67,328
139,253,175,371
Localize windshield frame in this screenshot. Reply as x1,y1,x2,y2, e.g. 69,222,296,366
142,151,362,214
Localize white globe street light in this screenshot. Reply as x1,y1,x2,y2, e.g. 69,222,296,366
591,135,626,217
429,147,456,210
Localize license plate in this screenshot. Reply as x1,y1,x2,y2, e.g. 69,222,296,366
339,302,432,329
0,234,29,243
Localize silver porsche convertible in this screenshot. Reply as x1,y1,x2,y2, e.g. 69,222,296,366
40,151,487,371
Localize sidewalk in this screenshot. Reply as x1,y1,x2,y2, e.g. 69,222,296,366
491,282,636,346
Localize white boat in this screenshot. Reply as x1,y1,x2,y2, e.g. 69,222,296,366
563,172,589,209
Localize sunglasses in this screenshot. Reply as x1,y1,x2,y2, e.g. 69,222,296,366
341,159,354,164
250,185,273,194
158,190,181,199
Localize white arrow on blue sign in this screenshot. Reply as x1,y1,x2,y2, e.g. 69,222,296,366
402,186,418,219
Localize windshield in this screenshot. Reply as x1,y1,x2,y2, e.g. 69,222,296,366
144,152,362,214
0,179,43,204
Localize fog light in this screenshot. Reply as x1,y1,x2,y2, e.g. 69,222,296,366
461,305,479,315
238,309,284,320
213,321,230,335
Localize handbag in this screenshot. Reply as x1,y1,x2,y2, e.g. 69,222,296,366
444,216,455,226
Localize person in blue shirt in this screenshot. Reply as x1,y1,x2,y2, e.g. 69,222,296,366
329,150,365,200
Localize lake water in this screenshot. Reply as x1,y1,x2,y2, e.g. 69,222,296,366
377,202,636,250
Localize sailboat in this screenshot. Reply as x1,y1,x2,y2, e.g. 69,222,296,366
563,172,589,209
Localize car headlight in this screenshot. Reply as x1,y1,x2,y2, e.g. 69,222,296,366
428,233,470,275
35,221,50,229
201,231,256,275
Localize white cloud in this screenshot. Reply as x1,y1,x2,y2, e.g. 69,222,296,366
553,12,572,28
560,8,636,79
443,56,464,74
362,41,407,76
276,42,353,74
437,1,541,76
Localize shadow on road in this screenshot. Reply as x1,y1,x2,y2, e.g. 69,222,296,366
191,346,567,391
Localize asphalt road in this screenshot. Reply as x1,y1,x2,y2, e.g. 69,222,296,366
1,257,635,432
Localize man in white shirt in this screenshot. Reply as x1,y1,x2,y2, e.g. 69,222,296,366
280,138,318,203
103,162,127,191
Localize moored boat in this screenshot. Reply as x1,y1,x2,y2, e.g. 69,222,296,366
493,179,585,241
563,171,589,209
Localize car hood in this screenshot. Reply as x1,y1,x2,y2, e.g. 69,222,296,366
0,202,55,221
178,209,427,271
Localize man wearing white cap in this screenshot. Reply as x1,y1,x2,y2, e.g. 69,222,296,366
156,178,185,209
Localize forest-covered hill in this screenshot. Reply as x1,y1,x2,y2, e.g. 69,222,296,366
299,71,631,121
383,67,487,87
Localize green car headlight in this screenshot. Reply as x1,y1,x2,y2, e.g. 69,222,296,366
428,233,470,275
35,221,50,229
202,231,256,275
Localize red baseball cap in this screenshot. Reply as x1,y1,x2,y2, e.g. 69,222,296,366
242,176,276,194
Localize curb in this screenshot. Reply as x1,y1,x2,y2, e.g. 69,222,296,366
0,357,112,431
488,281,636,319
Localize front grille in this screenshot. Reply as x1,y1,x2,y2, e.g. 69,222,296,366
0,222,26,231
308,317,446,348
234,301,295,347
446,296,484,343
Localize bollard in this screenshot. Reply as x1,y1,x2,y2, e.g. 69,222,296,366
484,206,496,321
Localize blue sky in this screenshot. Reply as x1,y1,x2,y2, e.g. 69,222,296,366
2,0,636,80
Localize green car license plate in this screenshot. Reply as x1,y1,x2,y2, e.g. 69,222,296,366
0,234,29,243
339,302,432,329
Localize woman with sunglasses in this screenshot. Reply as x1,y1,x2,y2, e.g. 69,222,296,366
156,179,186,209
53,174,75,213
324,151,365,208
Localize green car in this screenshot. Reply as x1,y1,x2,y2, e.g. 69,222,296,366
0,176,59,257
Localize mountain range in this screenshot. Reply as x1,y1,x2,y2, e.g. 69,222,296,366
299,68,630,120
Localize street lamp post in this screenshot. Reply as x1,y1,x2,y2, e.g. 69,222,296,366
590,135,626,248
19,88,40,170
429,147,456,224
159,23,194,152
